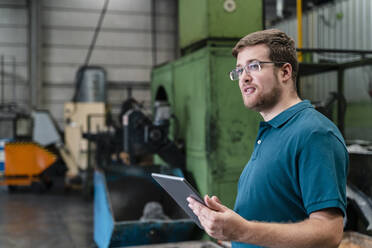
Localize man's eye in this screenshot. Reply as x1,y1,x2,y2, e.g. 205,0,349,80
237,68,243,74
248,63,260,71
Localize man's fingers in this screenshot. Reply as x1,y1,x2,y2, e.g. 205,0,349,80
205,195,225,211
212,195,222,204
188,196,216,222
187,197,205,215
188,196,228,239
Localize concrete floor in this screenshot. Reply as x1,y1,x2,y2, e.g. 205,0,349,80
0,181,96,248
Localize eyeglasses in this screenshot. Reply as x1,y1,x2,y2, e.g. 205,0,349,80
229,61,287,81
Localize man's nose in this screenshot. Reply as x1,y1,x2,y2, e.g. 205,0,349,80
240,69,252,84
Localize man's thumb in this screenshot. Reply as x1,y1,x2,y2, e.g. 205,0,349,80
205,195,224,211
212,195,222,204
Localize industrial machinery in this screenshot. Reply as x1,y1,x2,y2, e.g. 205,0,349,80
313,91,347,126
86,97,198,247
92,2,265,246
64,102,106,173
0,106,57,191
87,2,265,246
62,66,107,188
0,141,56,191
32,109,84,186
123,101,185,168
0,65,107,191
94,166,197,248
0,66,108,192
92,2,264,246
152,46,264,208
151,0,264,208
0,103,101,192
83,98,186,170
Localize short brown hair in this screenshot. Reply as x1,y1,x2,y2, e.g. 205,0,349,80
232,29,298,83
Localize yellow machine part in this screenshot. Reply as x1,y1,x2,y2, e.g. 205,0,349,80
4,142,56,176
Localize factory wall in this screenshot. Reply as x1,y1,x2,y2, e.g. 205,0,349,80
272,0,372,140
42,0,177,126
0,0,177,127
0,0,29,110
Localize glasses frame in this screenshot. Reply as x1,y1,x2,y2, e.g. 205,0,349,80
229,61,287,81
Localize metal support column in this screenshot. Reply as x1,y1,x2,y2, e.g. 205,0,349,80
1,55,4,105
28,0,43,109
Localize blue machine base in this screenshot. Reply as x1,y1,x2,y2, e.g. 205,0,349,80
94,167,197,248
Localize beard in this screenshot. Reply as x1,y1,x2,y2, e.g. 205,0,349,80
243,77,283,113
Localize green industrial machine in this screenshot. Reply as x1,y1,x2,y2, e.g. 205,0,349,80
151,0,263,208
152,46,261,208
179,0,263,51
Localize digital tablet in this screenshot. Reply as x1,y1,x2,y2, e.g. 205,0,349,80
151,173,205,229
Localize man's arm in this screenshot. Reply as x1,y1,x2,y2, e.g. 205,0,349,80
187,195,344,248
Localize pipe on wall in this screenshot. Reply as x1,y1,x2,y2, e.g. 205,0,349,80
28,0,42,109
297,0,303,62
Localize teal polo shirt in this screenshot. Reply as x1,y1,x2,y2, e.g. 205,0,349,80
232,100,348,248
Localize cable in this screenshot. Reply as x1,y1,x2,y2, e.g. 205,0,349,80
73,0,110,102
84,0,110,66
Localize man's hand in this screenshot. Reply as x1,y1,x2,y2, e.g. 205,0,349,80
187,195,246,241
188,195,344,248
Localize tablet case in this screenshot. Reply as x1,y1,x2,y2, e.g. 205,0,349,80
151,173,205,229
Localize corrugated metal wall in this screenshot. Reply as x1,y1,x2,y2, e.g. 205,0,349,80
272,0,372,103
42,0,177,126
0,0,29,109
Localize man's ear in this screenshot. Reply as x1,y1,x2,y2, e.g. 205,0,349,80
280,63,292,82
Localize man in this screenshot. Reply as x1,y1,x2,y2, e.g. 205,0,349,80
187,29,348,248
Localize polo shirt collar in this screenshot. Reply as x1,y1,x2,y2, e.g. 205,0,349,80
267,100,313,128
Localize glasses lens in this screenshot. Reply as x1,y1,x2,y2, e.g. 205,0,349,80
248,62,261,71
229,69,239,81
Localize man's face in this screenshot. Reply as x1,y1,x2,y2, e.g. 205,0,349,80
236,44,283,112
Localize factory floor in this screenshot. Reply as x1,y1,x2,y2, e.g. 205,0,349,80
0,177,96,248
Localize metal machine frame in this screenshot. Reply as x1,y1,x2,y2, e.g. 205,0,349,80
297,48,372,135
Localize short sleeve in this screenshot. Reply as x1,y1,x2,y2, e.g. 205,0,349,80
298,130,348,216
